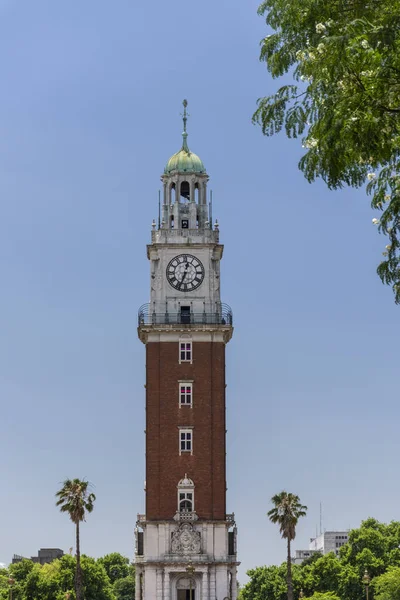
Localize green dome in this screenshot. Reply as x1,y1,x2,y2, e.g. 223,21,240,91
164,134,206,175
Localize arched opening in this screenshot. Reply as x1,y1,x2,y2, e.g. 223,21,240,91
171,183,176,204
180,180,190,202
176,577,196,600
194,183,200,204
170,215,174,228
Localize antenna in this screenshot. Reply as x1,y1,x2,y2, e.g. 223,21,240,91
209,190,213,229
320,502,323,536
158,190,161,229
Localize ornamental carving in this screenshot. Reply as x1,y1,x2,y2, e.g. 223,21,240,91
171,523,201,555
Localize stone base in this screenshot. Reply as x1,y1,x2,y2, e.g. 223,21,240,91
135,517,238,600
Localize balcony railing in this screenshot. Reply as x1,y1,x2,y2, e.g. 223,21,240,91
138,303,233,327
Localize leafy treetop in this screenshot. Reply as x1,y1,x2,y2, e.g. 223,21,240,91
254,0,400,302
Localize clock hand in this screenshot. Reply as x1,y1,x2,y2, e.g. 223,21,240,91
177,265,189,290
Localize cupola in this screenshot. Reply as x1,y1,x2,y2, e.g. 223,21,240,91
161,100,210,229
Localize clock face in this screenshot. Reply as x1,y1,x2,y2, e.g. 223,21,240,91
166,254,205,292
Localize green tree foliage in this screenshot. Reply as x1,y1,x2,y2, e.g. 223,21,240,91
253,0,400,302
372,566,400,600
240,564,303,600
0,568,10,600
55,479,96,600
97,553,135,600
303,594,340,600
268,492,307,600
113,575,136,600
0,553,133,600
240,518,400,600
98,553,130,585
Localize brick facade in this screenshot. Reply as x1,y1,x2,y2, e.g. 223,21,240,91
145,340,226,520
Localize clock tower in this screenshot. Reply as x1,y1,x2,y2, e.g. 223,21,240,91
135,101,238,600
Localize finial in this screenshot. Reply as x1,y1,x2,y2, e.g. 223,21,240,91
182,99,188,133
181,99,190,152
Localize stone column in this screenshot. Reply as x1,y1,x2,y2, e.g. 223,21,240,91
164,569,170,600
202,181,207,205
190,178,195,203
156,568,163,600
231,568,238,600
135,567,141,600
209,565,216,600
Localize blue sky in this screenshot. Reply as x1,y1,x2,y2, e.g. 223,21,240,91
0,0,399,583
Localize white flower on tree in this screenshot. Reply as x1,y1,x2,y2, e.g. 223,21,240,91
303,137,318,149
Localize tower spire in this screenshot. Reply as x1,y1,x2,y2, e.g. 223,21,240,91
181,99,190,152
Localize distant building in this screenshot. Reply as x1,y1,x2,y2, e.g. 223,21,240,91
293,531,350,564
309,531,349,555
292,549,321,564
12,548,64,565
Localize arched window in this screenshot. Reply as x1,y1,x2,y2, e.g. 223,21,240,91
170,183,176,204
180,180,190,202
177,474,195,513
194,183,200,204
179,493,193,512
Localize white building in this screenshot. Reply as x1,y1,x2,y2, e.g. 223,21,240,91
310,531,349,554
293,531,350,564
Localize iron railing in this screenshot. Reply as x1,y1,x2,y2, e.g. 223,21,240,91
138,303,233,327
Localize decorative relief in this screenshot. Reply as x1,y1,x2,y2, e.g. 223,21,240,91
171,523,201,555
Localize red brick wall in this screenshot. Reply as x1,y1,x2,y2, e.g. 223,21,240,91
145,341,226,521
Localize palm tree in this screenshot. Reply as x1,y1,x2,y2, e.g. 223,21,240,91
268,491,307,600
56,479,96,600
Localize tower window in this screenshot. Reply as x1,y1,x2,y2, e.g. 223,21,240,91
179,340,192,363
179,492,193,512
176,474,195,514
179,429,193,454
179,383,193,407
